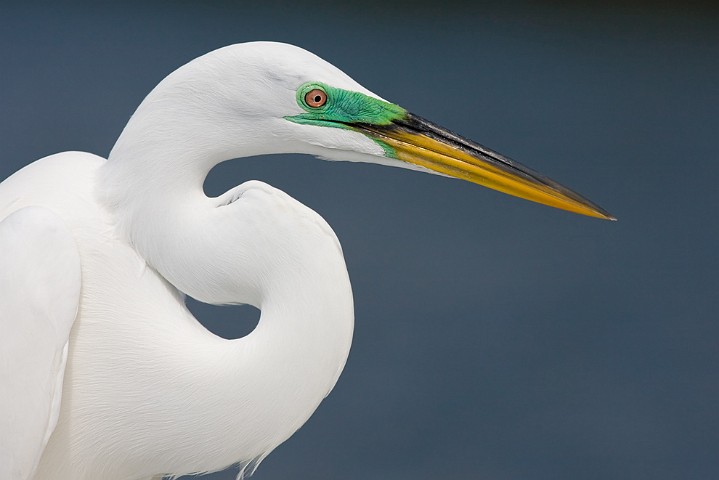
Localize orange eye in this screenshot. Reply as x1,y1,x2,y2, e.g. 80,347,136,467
304,89,327,108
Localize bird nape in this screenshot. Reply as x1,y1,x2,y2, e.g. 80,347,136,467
0,42,613,480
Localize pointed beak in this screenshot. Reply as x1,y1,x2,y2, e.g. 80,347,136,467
353,113,615,220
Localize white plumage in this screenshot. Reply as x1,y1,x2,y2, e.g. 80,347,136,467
0,41,610,480
1,43,363,479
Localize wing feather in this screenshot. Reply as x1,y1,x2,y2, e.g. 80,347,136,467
0,207,81,479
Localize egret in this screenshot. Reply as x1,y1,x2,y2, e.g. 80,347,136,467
0,42,612,480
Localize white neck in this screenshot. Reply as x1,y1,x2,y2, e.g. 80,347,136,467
94,60,355,475
150,243,354,475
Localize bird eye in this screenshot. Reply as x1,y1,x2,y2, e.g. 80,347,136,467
304,89,327,108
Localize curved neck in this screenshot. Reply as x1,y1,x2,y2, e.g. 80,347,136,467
95,115,355,476
87,46,357,477
123,201,356,475
165,246,354,475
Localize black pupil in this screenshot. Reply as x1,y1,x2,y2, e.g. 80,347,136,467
314,95,322,103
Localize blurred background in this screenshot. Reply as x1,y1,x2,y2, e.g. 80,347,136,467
1,2,717,479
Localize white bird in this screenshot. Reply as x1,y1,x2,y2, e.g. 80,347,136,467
0,42,612,480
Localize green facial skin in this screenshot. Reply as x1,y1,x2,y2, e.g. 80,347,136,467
285,82,407,156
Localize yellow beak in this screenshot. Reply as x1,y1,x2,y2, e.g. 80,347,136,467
357,113,614,220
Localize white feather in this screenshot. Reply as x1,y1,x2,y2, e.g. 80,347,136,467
0,42,385,479
0,206,80,480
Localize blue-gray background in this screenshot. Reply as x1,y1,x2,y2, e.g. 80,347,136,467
1,2,717,479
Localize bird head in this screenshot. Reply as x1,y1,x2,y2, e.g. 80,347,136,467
109,41,613,221
189,42,613,220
